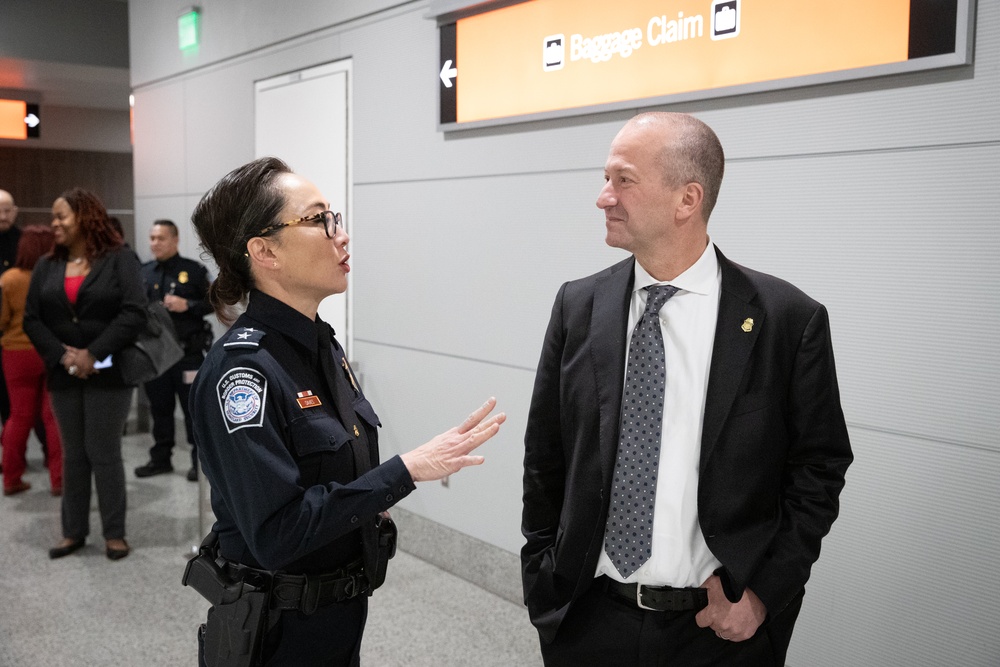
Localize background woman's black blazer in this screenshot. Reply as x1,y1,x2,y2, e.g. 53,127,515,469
24,246,147,390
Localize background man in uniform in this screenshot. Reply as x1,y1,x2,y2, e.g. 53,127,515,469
134,220,212,482
521,113,853,665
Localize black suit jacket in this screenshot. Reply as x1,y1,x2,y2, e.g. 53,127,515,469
521,246,852,643
23,247,147,390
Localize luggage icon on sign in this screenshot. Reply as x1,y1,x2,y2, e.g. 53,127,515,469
543,34,565,71
711,0,740,40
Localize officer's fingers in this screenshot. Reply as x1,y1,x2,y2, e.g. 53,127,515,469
451,454,486,471
469,412,506,436
457,423,501,454
456,397,497,434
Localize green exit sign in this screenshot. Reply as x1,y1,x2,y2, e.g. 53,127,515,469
178,8,200,51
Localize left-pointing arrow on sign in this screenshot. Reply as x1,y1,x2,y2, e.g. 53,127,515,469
24,113,40,128
439,59,457,88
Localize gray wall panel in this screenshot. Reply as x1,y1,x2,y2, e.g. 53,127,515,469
129,0,409,87
132,81,187,197
352,340,534,554
355,141,1000,451
711,145,1000,451
352,173,624,370
0,106,131,153
787,428,1000,667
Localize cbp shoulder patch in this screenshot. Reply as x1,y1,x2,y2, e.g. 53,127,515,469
217,367,267,433
223,327,266,349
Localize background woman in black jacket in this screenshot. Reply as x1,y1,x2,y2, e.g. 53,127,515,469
23,187,146,561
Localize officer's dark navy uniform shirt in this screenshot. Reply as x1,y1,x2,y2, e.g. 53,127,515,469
189,289,414,575
140,253,212,353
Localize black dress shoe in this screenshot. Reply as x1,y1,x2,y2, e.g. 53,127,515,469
49,539,85,559
106,540,130,561
135,461,174,478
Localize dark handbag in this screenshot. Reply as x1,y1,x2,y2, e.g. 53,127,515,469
117,301,185,385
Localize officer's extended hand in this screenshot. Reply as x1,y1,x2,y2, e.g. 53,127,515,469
400,397,505,482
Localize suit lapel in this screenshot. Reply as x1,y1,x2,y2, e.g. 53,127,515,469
701,247,764,463
589,257,634,486
78,251,109,296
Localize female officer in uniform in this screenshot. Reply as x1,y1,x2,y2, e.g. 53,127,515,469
188,157,504,666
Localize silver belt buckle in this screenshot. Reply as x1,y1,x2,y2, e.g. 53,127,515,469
635,584,657,611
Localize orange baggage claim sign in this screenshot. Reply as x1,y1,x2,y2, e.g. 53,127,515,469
0,100,41,140
437,0,974,127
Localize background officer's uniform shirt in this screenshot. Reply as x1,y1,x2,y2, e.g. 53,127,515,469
595,241,724,588
140,253,212,353
190,290,415,573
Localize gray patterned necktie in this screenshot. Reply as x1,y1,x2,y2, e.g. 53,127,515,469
605,284,680,578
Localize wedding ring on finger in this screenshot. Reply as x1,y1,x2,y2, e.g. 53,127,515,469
68,365,78,376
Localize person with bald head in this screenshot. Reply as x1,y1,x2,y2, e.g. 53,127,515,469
0,189,20,263
522,112,853,665
0,189,23,429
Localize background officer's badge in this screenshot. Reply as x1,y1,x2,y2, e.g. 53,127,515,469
178,271,189,283
217,367,267,433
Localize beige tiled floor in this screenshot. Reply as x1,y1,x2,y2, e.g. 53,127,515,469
0,429,542,666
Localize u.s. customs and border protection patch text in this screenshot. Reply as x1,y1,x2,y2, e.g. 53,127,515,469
217,367,267,433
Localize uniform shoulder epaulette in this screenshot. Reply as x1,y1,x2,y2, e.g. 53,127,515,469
222,326,267,349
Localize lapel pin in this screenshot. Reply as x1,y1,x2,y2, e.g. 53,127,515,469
741,318,754,333
354,425,360,437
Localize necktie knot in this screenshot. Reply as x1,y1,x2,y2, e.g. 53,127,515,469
644,285,679,316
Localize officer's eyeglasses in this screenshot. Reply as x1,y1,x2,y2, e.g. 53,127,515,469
258,210,342,239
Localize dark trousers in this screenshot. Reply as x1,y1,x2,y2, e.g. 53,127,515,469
263,597,367,666
49,384,133,540
199,597,367,667
540,579,803,667
144,354,202,468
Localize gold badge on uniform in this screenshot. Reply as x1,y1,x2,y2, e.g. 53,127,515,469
178,271,189,284
741,318,754,333
295,389,322,408
353,425,360,437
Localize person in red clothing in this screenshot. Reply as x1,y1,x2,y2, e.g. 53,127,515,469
1,225,63,496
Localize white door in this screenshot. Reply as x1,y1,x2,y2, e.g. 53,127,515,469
254,60,352,354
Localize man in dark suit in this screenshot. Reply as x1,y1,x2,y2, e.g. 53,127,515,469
0,189,22,425
522,112,852,666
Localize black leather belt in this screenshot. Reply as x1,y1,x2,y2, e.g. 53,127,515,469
225,558,369,615
599,576,708,612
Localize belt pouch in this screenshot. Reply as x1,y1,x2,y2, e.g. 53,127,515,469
370,513,397,590
203,589,269,667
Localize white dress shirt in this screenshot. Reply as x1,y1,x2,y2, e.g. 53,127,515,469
596,241,723,587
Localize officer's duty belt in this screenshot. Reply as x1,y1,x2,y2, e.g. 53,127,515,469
225,558,369,615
